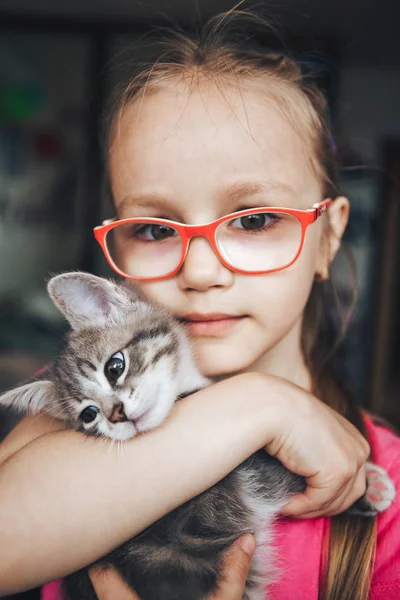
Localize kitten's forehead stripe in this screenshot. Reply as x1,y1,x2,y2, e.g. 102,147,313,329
82,359,97,371
76,362,87,380
127,351,146,375
134,358,148,376
151,341,179,365
127,325,171,347
76,359,97,380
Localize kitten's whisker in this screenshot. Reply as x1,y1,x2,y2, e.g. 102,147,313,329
28,410,56,429
113,437,119,466
39,403,65,415
120,439,126,462
95,433,111,461
117,440,121,469
50,406,74,422
31,408,69,429
94,435,108,458
106,436,115,462
31,397,76,421
31,405,65,421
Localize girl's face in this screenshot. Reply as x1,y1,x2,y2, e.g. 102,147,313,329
109,82,348,383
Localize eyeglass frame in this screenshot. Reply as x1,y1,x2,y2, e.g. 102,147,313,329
93,198,332,281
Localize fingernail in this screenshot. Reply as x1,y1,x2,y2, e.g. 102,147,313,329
240,534,256,557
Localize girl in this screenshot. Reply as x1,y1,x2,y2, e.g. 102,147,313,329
1,8,399,600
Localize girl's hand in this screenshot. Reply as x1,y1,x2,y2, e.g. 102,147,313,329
261,374,370,519
89,534,256,600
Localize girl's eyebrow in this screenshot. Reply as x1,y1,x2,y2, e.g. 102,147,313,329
117,180,296,217
117,194,178,218
218,180,296,205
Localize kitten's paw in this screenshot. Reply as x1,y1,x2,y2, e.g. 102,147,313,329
347,462,396,517
364,462,396,512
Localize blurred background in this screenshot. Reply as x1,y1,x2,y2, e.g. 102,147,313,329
0,2,399,595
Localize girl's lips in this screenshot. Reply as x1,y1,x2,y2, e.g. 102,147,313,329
181,315,247,336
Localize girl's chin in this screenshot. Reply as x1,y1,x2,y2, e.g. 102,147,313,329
194,349,258,379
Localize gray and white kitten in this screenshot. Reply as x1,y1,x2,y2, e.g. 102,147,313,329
0,272,395,600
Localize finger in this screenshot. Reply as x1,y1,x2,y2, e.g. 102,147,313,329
314,466,368,518
281,478,350,518
89,567,140,600
209,534,256,600
283,466,367,519
322,467,367,517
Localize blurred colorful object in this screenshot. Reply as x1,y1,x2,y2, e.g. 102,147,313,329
0,82,45,121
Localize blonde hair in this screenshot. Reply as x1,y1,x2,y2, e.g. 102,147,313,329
106,8,376,599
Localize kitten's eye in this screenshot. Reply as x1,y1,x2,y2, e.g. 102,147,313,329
105,351,125,382
80,405,99,424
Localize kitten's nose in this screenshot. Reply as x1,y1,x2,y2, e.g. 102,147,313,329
109,401,127,424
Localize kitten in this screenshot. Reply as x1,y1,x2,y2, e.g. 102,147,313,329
0,272,395,600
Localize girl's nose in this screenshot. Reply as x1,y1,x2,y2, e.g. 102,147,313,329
178,236,233,292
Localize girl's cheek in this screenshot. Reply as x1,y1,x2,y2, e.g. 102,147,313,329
247,271,315,320
134,280,178,308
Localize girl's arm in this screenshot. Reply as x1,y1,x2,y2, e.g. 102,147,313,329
0,411,65,464
0,373,273,594
0,372,369,595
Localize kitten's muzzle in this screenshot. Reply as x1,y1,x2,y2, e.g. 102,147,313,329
108,401,128,424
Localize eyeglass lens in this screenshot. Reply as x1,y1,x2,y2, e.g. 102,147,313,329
104,211,302,278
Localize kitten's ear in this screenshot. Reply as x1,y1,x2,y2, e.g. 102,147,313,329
0,380,55,414
48,272,135,330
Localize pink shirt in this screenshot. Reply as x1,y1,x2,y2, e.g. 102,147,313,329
42,418,400,600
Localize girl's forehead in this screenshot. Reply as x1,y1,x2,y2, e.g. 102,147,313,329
109,84,321,217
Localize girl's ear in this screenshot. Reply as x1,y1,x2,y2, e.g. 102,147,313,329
327,196,350,261
316,196,350,276
0,380,55,414
48,272,136,330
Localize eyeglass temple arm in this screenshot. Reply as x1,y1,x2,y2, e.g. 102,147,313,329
310,198,332,218
312,198,333,217
94,217,117,230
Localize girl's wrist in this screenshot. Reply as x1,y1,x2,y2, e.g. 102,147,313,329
239,371,314,454
204,371,293,453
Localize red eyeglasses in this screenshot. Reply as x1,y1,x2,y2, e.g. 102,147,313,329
94,198,332,281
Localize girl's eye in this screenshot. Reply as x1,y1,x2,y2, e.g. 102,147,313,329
134,224,177,242
80,405,99,424
230,212,280,231
105,351,125,381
